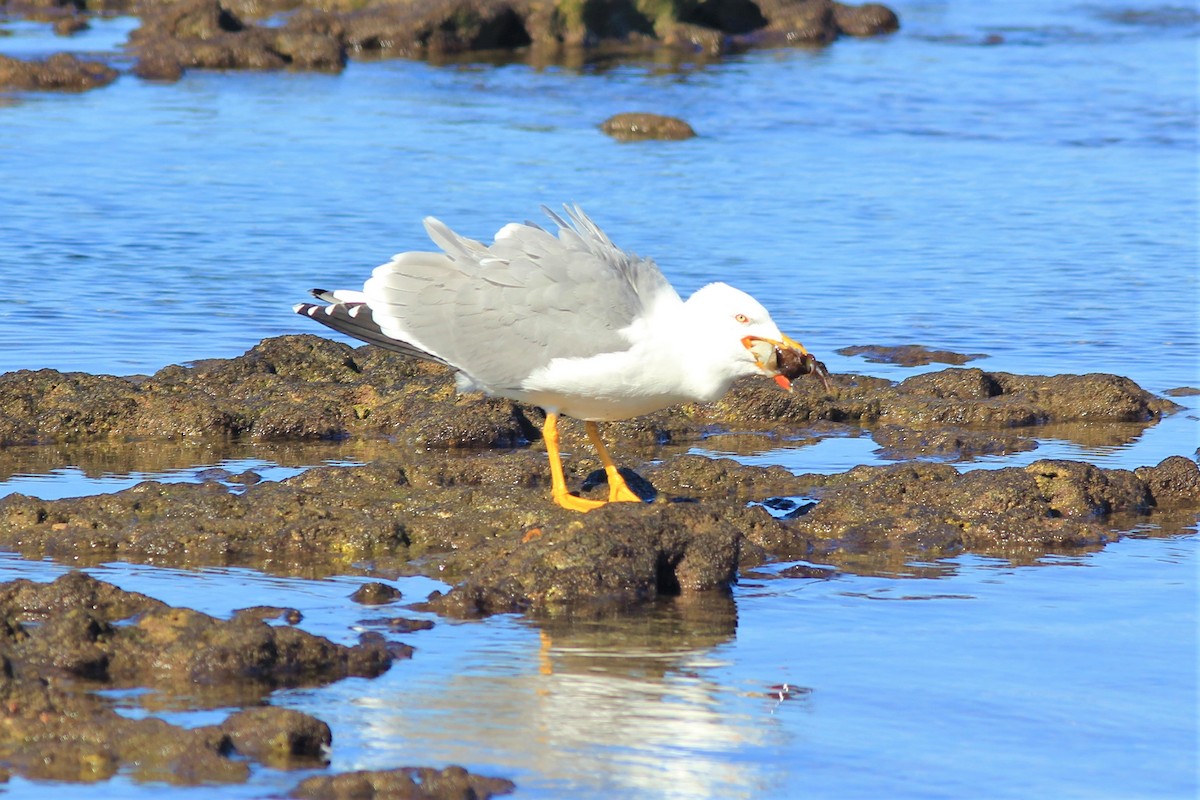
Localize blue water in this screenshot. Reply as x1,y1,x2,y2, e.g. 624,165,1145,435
1,0,1197,798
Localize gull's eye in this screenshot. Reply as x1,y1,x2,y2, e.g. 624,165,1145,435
734,313,750,324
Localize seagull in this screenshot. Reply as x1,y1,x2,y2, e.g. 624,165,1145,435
295,206,827,512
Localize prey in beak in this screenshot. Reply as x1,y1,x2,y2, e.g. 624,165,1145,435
742,334,832,392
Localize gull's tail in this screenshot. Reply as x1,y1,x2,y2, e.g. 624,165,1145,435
293,290,451,366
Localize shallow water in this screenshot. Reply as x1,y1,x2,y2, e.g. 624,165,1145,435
1,0,1197,797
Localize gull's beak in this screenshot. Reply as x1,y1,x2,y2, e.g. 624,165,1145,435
741,334,831,393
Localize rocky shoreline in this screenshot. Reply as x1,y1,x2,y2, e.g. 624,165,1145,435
1,0,899,90
0,335,1196,793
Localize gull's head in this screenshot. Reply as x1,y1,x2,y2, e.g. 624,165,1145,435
684,282,826,392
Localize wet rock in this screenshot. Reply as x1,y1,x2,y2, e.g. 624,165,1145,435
0,338,1194,615
129,0,345,81
0,53,117,92
220,706,331,768
341,0,532,58
0,572,393,702
701,367,1181,430
291,764,516,799
229,469,263,485
1163,386,1200,397
350,581,402,605
427,502,745,616
836,343,987,367
749,0,898,44
776,563,836,579
600,112,697,141
870,424,1037,461
2,0,900,82
53,15,90,35
5,337,1174,452
0,572,399,785
832,1,899,36
1024,459,1150,519
235,605,304,624
1135,455,1200,508
360,615,435,633
0,476,412,573
2,445,1196,611
0,679,247,783
754,0,839,44
783,457,1199,571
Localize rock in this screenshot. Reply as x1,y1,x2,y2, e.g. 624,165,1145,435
0,681,247,784
129,0,345,81
234,605,304,624
1024,459,1151,518
4,0,901,79
0,53,117,92
754,0,838,45
291,765,515,799
600,112,697,141
340,0,532,59
782,457,1199,572
350,581,402,605
53,16,90,35
836,343,987,366
1135,455,1200,508
220,707,331,768
359,616,435,633
426,502,745,617
833,1,899,36
0,572,398,785
870,424,1037,461
0,573,393,700
0,338,1193,613
700,366,1181,429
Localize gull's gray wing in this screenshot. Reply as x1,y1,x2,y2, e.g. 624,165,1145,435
362,206,681,390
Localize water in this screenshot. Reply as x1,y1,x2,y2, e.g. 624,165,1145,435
1,0,1197,797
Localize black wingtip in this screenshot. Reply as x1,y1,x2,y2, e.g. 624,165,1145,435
310,288,328,299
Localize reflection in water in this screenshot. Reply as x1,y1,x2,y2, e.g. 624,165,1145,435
353,594,790,799
0,440,390,485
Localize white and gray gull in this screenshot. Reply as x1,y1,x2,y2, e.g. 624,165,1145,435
294,206,828,512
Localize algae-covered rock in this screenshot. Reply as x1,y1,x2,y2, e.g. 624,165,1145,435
0,572,397,785
0,336,1194,617
427,502,745,617
780,456,1198,572
0,336,1182,456
291,765,515,799
701,366,1180,429
836,343,988,366
601,112,697,141
220,707,331,768
0,572,393,700
0,53,118,92
129,0,346,81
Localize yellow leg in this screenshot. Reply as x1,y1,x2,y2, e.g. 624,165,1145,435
585,421,643,503
544,412,606,512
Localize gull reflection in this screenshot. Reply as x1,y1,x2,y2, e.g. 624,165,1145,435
357,593,788,798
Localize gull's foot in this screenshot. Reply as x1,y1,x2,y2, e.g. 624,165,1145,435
607,481,644,503
552,491,608,513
